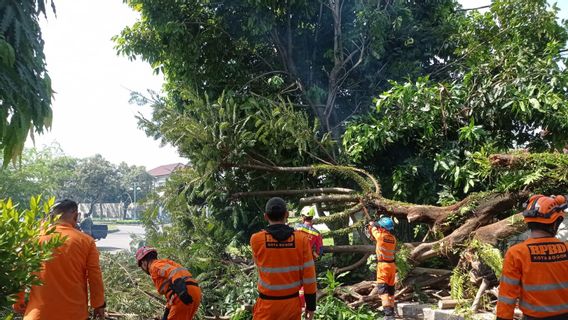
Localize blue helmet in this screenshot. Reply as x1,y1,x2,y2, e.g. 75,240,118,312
378,216,394,231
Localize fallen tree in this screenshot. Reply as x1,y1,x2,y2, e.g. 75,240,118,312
226,151,567,312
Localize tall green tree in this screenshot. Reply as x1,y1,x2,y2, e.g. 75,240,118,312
343,0,568,204
74,154,121,215
0,144,77,206
116,0,460,140
0,0,54,163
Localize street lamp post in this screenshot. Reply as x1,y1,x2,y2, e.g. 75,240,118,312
129,182,142,219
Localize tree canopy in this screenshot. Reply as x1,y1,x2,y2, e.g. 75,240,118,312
0,0,54,163
116,0,461,138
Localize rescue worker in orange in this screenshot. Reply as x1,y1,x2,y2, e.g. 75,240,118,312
136,246,202,320
369,216,397,320
12,199,106,320
251,197,317,320
295,206,324,308
496,194,568,320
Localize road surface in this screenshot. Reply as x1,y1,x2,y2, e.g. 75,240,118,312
96,225,145,252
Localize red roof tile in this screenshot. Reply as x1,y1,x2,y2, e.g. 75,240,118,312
147,163,185,177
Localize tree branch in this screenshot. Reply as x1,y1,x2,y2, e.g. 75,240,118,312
300,194,360,206
231,188,356,199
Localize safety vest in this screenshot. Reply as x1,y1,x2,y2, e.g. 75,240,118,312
371,227,396,263
295,223,323,259
149,259,198,306
496,237,568,319
250,228,317,298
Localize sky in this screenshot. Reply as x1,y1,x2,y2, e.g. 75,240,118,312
30,0,184,170
28,0,568,170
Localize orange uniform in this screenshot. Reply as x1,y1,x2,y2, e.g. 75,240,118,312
250,224,317,320
496,237,568,320
16,222,105,320
149,259,202,320
371,226,397,312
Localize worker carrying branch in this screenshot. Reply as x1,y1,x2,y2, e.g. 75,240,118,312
251,197,317,320
369,216,397,320
136,246,202,320
496,194,568,320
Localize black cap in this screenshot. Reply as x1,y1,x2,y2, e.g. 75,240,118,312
265,197,287,215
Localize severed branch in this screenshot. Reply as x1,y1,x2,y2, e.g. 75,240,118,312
231,187,356,199
299,194,360,206
334,253,371,274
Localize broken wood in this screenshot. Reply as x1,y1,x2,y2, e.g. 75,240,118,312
471,278,490,312
438,299,459,309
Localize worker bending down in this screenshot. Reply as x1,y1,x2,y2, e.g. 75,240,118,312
136,246,202,319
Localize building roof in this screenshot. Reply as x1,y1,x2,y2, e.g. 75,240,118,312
147,163,185,177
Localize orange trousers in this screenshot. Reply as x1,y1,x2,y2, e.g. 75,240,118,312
167,285,202,320
253,297,302,320
377,262,396,309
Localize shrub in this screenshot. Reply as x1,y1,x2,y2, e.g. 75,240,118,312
0,197,63,312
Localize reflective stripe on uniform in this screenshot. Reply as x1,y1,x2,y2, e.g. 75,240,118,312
259,260,315,273
259,278,302,291
159,280,170,294
378,247,396,253
500,275,521,286
159,264,173,277
302,277,316,285
520,300,568,313
379,254,394,260
168,267,187,279
498,296,516,305
523,281,568,292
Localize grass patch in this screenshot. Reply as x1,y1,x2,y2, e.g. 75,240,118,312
107,225,119,233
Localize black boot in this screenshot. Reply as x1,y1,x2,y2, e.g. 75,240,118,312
384,306,395,320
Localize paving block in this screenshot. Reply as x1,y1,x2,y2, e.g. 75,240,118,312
473,313,494,320
396,302,431,319
423,308,464,320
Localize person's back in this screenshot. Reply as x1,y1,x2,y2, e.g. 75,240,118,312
80,215,93,236
496,194,568,320
295,222,323,259
18,200,105,320
251,197,317,320
498,237,568,319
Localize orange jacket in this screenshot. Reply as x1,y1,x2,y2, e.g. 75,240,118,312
149,259,199,308
496,237,568,319
250,225,317,299
371,226,396,263
18,222,105,320
295,222,324,259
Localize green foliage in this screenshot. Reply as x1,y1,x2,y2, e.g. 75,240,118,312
141,208,257,318
315,296,380,320
0,196,62,310
315,271,379,320
0,146,155,215
0,145,77,206
0,0,54,163
489,152,568,195
470,240,503,278
116,0,460,134
395,243,412,282
344,0,568,204
100,251,161,319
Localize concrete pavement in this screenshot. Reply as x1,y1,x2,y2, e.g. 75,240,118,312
96,224,145,252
